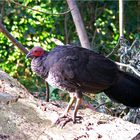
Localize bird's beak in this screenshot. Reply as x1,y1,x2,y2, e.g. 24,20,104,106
26,51,33,58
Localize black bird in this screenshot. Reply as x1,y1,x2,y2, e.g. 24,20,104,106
26,45,140,123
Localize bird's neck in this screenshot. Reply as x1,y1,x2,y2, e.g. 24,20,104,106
31,52,49,78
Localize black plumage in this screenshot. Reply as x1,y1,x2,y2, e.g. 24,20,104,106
105,71,140,107
26,45,140,123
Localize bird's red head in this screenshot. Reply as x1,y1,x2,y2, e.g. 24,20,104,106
26,46,45,58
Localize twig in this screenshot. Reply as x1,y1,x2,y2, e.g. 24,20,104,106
64,14,69,44
91,3,98,47
10,0,72,16
91,27,97,47
83,93,95,100
116,62,140,77
106,38,120,58
95,102,109,110
129,38,138,51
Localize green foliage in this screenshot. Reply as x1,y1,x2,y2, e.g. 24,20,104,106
0,0,139,102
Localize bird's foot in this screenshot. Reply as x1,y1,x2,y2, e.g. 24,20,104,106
54,114,73,128
53,114,82,128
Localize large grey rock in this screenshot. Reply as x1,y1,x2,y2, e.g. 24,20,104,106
0,69,140,140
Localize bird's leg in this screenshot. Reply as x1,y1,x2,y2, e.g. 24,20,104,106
72,91,83,123
45,82,49,102
54,96,76,125
73,97,82,123
61,96,76,117
53,91,83,127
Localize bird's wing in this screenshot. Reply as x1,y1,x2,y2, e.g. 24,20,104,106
56,47,118,91
45,46,118,92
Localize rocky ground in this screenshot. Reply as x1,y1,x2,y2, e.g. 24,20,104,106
0,69,140,140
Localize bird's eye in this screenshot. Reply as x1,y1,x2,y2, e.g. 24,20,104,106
34,50,37,52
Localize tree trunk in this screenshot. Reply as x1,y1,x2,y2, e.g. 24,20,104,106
119,0,124,37
66,0,91,50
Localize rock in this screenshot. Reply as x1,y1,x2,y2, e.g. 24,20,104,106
0,92,19,104
0,69,31,98
0,69,140,140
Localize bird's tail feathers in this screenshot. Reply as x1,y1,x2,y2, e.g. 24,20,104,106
104,71,140,107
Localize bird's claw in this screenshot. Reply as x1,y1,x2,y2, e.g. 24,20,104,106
52,114,72,128
52,115,83,128
55,116,73,128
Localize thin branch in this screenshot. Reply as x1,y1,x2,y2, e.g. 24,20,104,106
129,38,138,51
83,93,95,100
116,62,140,77
0,22,28,54
10,0,72,16
64,14,69,44
91,27,97,47
0,0,5,23
95,102,109,110
106,38,120,58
